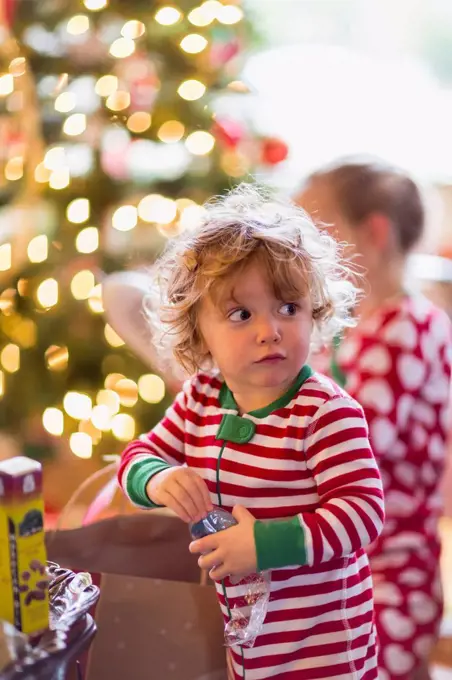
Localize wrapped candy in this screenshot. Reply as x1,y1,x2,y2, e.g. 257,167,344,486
190,507,270,648
190,506,237,539
0,621,29,673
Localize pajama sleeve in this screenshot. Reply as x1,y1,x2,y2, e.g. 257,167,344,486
118,382,189,509
254,395,385,570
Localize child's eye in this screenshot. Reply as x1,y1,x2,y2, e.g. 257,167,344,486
280,303,298,316
228,308,251,322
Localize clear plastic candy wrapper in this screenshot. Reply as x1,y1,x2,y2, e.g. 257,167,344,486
222,570,271,648
46,563,96,631
0,562,99,676
190,506,270,648
190,506,237,540
0,622,28,673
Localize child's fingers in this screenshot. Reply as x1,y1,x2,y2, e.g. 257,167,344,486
198,549,221,571
209,563,229,581
179,474,211,519
159,490,192,523
189,535,217,554
193,474,214,514
150,468,212,521
210,566,248,583
171,480,201,521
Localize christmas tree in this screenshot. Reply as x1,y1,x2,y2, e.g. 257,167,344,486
0,0,288,461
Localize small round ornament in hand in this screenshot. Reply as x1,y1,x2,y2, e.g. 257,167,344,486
189,506,237,540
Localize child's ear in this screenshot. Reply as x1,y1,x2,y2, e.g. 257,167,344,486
363,212,392,250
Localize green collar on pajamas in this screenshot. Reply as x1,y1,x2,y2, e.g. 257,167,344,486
216,365,313,444
218,364,313,419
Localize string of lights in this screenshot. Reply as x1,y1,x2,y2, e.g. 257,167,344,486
0,0,288,461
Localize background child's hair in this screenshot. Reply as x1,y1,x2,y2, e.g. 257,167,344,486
145,183,360,375
304,156,425,253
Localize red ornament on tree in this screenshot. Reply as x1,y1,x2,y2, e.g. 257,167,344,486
260,137,289,165
212,118,245,149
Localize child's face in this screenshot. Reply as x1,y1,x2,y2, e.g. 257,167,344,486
197,259,313,404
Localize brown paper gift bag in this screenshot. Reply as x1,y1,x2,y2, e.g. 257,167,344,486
45,511,229,680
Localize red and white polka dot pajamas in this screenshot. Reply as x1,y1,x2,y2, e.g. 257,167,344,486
314,294,452,678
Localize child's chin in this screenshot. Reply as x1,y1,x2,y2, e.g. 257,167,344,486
254,372,292,389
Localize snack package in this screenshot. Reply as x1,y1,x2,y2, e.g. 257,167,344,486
190,506,270,648
0,457,49,636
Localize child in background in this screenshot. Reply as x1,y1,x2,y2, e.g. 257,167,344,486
298,158,452,680
117,184,385,679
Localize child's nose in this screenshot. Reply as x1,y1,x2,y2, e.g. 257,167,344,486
257,317,281,344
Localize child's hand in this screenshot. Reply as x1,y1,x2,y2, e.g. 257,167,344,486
189,506,257,581
146,467,213,523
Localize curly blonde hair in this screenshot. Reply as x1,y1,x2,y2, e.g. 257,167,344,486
145,183,360,376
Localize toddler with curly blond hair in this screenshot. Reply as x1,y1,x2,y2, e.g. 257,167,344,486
117,184,385,679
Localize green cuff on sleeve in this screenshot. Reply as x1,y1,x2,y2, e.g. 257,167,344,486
254,516,307,571
125,458,172,508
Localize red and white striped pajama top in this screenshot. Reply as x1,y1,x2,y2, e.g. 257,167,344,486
119,366,385,679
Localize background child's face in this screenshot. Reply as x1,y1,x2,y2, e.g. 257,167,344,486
197,260,313,401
